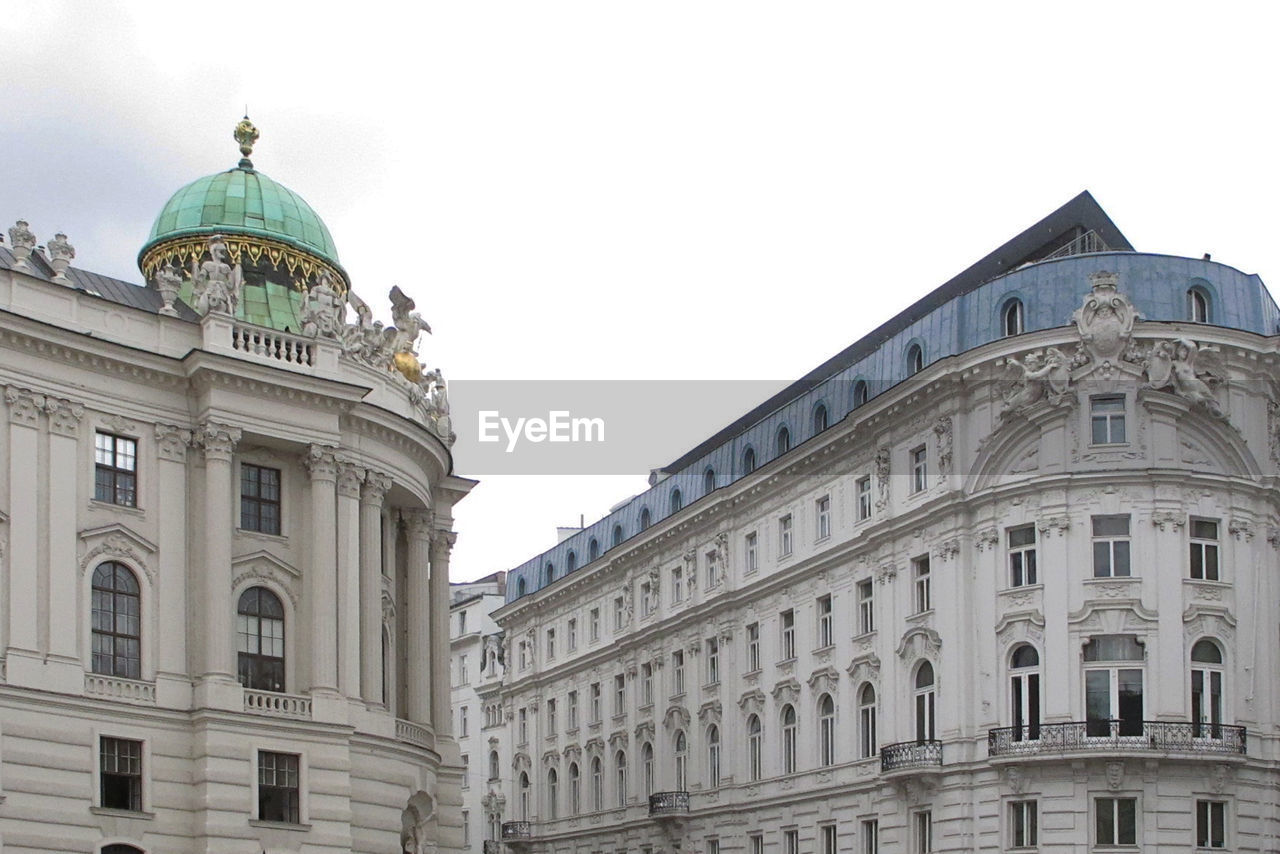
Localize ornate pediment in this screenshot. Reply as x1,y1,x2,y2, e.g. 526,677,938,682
846,652,881,687
663,705,691,731
697,700,722,726
584,737,605,756
806,666,840,695
633,721,654,743
994,610,1046,648
896,626,942,662
78,524,158,583
738,689,766,717
562,743,582,763
771,677,801,706
1182,604,1237,644
512,752,531,772
541,750,560,768
230,549,303,608
1068,600,1159,635
608,730,629,751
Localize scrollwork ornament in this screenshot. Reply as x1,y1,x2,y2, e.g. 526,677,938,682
362,471,393,504
303,443,338,479
336,460,365,497
198,420,242,460
155,423,193,461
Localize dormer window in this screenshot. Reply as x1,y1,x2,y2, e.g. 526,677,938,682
1002,298,1025,337
775,425,791,457
906,343,924,376
1188,287,1211,323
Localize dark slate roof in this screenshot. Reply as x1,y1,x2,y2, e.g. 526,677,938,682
658,190,1133,475
0,244,201,322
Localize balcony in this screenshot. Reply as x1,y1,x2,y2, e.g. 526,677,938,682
880,740,943,774
648,791,690,818
243,688,312,719
501,821,533,841
987,720,1247,759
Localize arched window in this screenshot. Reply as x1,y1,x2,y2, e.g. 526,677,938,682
490,751,501,781
703,468,716,495
588,538,600,562
779,704,798,773
517,576,528,597
670,488,682,512
1188,287,1211,323
569,762,581,814
236,586,285,692
519,771,530,820
639,507,652,531
853,380,869,408
674,730,688,791
812,403,828,434
743,446,757,474
1010,644,1041,741
91,561,141,679
1191,639,1224,738
543,562,555,585
642,741,654,795
775,425,791,457
591,756,603,810
546,768,558,819
817,694,835,766
914,661,936,743
566,551,577,573
906,343,924,376
612,525,624,548
706,724,721,787
858,683,878,758
102,847,144,854
1002,298,1025,337
614,750,627,807
747,714,762,781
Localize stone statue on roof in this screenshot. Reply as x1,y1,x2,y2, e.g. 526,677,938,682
300,271,344,338
191,234,242,316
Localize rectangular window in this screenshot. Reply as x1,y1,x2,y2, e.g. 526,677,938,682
1190,519,1220,581
547,698,557,734
780,609,796,660
745,532,759,573
614,596,625,630
914,810,933,854
821,825,837,854
707,840,720,854
641,581,654,617
1010,800,1038,848
461,756,470,789
590,682,602,722
99,736,142,812
1196,799,1226,849
614,674,625,715
858,579,875,634
817,594,833,648
459,705,469,736
518,707,528,743
911,445,928,494
95,432,138,507
747,622,761,671
861,819,879,854
857,475,872,521
257,751,301,824
779,515,793,556
518,641,529,670
458,610,467,636
816,495,831,540
546,629,556,660
1095,796,1137,847
913,555,932,613
705,551,719,588
1009,525,1038,587
240,463,281,534
673,650,685,694
1091,395,1127,445
567,617,578,651
567,691,578,730
750,835,764,854
1092,515,1132,578
589,608,600,642
641,662,653,706
672,568,684,604
459,653,469,683
784,829,799,854
706,636,720,684
463,810,470,846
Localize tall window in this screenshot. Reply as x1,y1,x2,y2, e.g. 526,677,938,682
671,567,684,603
459,705,469,735
745,531,759,573
821,825,837,854
705,550,720,588
237,587,285,692
99,736,143,811
546,698,557,733
1010,800,1037,848
913,555,931,613
707,725,721,787
747,622,761,671
1095,797,1137,847
775,425,791,457
614,674,626,715
1090,395,1126,444
784,830,799,854
613,596,625,630
671,488,683,512
590,682,601,722
591,757,602,810
568,617,578,651
257,751,301,824
1196,800,1226,849
779,514,793,557
1002,298,1025,337
704,468,716,495
1008,525,1037,587
780,609,796,660
546,769,558,819
674,730,688,790
640,507,651,531
544,562,555,586
914,662,936,743
857,579,875,634
614,751,627,807
781,704,797,773
1188,287,1211,323
818,694,835,766
642,742,654,794
906,343,924,375
1190,519,1220,580
1084,635,1145,736
1191,639,1224,738
817,594,833,647
518,707,528,743
816,495,831,540
94,432,138,506
1092,515,1132,577
240,463,281,534
910,445,927,493
612,525,624,548
641,662,653,705
672,650,685,694
861,819,879,854
91,562,141,679
588,538,600,562
747,714,762,781
590,608,600,641
546,628,556,659
856,475,872,520
913,810,932,854
519,771,530,819
1010,644,1041,741
490,750,500,781
853,380,869,408
706,636,720,684
566,550,577,573
743,446,757,474
567,691,578,729
813,403,828,433
858,683,877,758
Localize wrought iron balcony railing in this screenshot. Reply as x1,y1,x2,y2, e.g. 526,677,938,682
484,841,501,854
880,740,943,773
648,791,691,817
987,720,1247,757
501,821,533,841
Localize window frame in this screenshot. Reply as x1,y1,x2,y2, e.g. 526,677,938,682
745,531,759,573
856,475,872,521
1094,795,1138,848
913,555,932,614
1090,395,1127,446
236,586,286,693
816,594,833,648
815,495,831,541
94,431,139,508
254,748,303,826
780,609,796,661
1195,798,1227,849
858,683,877,758
1189,518,1220,581
1002,297,1025,337
98,734,144,813
91,561,143,680
1091,515,1132,578
746,622,761,672
1009,799,1038,849
781,704,797,774
239,462,282,536
910,444,928,494
1008,524,1038,588
857,578,875,635
778,514,793,557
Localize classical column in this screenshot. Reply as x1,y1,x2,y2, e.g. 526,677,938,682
403,510,433,725
154,425,192,680
335,459,363,697
430,527,456,734
360,472,391,705
198,421,241,680
304,445,339,694
45,398,83,662
5,388,42,657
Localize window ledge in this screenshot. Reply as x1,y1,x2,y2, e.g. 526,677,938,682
248,819,312,831
89,499,145,517
1000,583,1045,595
852,630,876,641
611,713,627,724
907,609,935,622
812,644,835,657
776,657,797,667
236,527,288,544
90,807,154,820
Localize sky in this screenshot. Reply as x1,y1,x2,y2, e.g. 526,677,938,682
2,2,1278,582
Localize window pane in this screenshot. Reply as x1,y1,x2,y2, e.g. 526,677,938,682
1117,798,1136,845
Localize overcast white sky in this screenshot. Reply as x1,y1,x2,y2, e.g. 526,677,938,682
3,3,1278,582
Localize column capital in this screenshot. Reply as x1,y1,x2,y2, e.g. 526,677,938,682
197,420,241,461
431,529,457,560
362,470,393,505
5,386,45,427
336,458,365,498
402,508,434,539
155,423,193,461
45,397,85,437
304,444,339,480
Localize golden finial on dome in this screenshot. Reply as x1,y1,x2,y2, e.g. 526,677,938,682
233,115,259,168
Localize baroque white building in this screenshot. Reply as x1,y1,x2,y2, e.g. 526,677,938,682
0,120,472,854
493,194,1280,853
